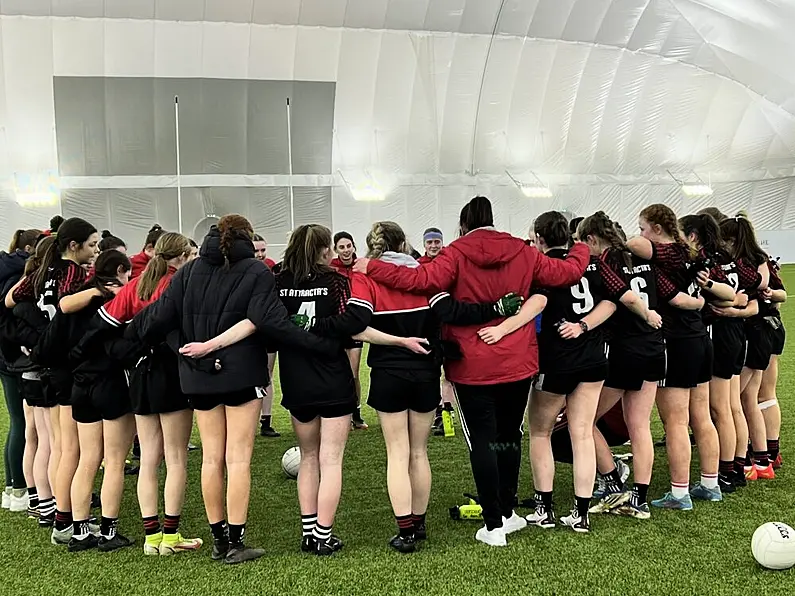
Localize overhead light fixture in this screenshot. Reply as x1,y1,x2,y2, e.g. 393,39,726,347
506,170,553,198
667,169,713,197
338,170,386,202
13,171,60,207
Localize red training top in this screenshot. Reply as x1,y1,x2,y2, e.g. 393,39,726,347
98,267,177,328
264,257,277,270
129,251,150,280
330,256,356,280
365,228,589,385
417,255,434,265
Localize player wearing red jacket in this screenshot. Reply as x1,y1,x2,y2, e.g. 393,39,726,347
129,225,166,279
252,234,280,438
355,197,589,546
331,231,367,429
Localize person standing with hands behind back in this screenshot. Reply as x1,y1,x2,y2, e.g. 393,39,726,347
355,196,590,547
331,232,368,430
132,215,340,565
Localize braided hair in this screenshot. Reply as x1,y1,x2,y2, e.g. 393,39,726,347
640,203,696,258
366,221,406,259
578,211,632,268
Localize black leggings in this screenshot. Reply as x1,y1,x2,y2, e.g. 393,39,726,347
454,377,532,530
0,371,26,489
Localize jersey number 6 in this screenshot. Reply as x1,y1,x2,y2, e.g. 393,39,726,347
630,276,650,307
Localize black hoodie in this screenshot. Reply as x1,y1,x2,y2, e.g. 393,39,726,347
132,226,340,395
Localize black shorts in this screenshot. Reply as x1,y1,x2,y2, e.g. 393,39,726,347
745,321,774,371
535,364,608,396
290,401,357,424
347,342,364,352
71,373,132,424
661,335,712,389
20,376,57,408
188,387,259,412
367,369,440,414
47,368,74,407
605,347,666,392
711,321,746,380
771,321,785,356
129,354,191,416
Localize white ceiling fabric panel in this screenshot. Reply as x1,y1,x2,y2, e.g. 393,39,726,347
0,2,793,257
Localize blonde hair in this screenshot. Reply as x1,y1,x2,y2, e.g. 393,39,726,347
365,221,406,259
137,232,191,301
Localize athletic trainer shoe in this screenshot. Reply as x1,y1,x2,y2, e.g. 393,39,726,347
160,533,203,555
734,469,747,488
690,483,722,502
98,533,134,552
773,453,783,469
474,525,506,547
9,492,28,513
650,492,693,511
744,466,758,481
224,543,265,565
143,532,162,555
67,534,98,552
51,526,74,545
593,474,608,500
211,538,229,561
525,504,556,529
561,509,590,533
612,501,651,520
352,417,369,430
502,512,527,534
260,425,280,438
315,535,343,556
389,534,417,553
589,487,629,514
718,474,736,494
1,490,9,509
756,464,776,480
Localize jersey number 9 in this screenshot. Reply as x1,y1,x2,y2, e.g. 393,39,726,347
571,278,594,315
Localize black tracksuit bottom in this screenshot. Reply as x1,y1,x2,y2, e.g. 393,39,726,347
453,377,533,530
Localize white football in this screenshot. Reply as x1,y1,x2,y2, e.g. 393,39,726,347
752,522,795,570
281,446,301,479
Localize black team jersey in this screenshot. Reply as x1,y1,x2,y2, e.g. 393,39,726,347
535,252,619,374
600,250,678,358
650,242,707,339
759,258,786,319
275,269,356,411
704,254,761,327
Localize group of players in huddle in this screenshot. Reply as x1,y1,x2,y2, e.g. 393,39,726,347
0,194,786,563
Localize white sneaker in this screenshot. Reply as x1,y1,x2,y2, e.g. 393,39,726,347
475,525,507,547
51,526,73,545
502,512,528,535
1,490,10,510
9,492,28,513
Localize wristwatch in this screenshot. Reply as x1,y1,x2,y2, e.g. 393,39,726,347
579,321,589,334
706,280,714,289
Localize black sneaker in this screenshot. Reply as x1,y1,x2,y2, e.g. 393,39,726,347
38,513,54,528
68,534,98,553
352,417,369,430
98,533,135,552
211,538,230,560
224,543,265,565
561,509,590,533
124,463,139,476
260,426,281,438
388,534,416,553
90,493,101,509
414,524,427,541
733,469,747,488
300,535,316,553
718,474,736,494
315,535,343,556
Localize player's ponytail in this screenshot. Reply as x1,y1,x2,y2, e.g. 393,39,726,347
81,250,131,299
283,224,333,282
366,221,406,259
719,215,767,267
680,213,726,260
578,211,632,268
639,204,695,258
137,232,190,301
533,211,569,250
8,229,41,253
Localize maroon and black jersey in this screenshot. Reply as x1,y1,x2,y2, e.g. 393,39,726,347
12,260,86,321
600,251,672,358
759,257,786,319
650,242,705,339
703,254,761,327
275,269,355,410
535,252,617,374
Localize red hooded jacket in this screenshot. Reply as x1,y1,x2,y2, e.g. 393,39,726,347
130,251,150,279
365,228,589,385
330,256,355,280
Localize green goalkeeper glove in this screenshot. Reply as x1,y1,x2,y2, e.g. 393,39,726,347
494,292,524,317
289,314,313,331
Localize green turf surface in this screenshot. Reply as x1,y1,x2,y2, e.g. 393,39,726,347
0,267,793,595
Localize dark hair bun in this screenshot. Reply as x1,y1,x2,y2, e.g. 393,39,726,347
101,230,112,238
49,215,64,233
149,224,162,233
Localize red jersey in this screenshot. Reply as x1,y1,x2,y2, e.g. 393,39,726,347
365,229,589,385
98,268,176,328
264,258,277,270
130,251,150,279
418,255,434,265
330,256,356,280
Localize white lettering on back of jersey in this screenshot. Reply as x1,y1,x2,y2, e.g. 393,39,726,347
279,288,329,298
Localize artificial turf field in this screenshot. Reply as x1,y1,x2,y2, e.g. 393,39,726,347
0,267,793,596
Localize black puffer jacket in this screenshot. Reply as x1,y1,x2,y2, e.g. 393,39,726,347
133,227,340,395
0,250,28,290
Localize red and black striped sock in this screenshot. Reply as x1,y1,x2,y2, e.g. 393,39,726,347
163,514,180,535
719,460,734,476
753,451,770,468
54,509,72,531
768,439,780,462
143,515,160,535
412,512,426,530
396,514,414,538
734,457,746,475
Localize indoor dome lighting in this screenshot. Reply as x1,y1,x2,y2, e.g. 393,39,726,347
681,184,714,197
14,172,60,207
506,170,553,198
338,170,386,202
